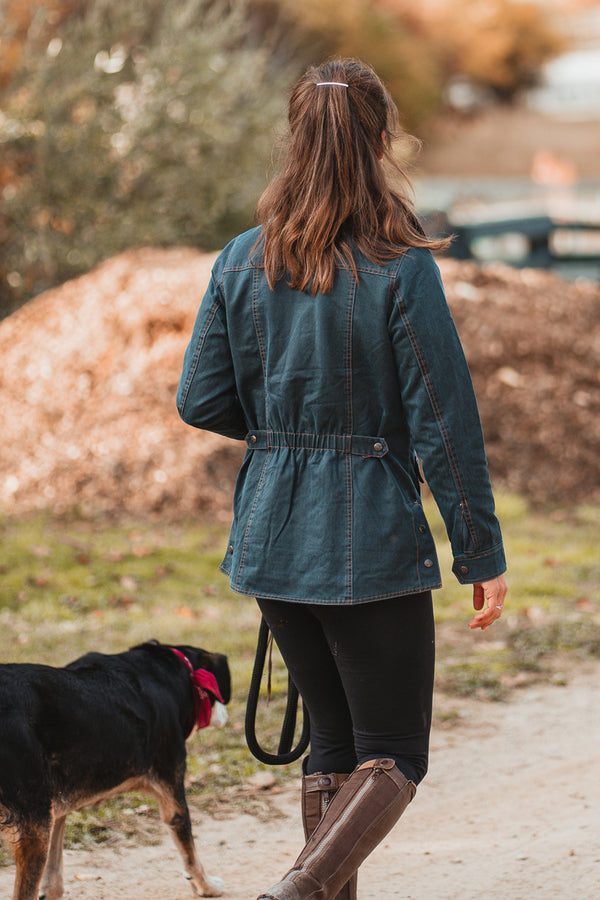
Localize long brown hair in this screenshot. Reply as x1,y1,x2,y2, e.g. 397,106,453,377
255,59,448,295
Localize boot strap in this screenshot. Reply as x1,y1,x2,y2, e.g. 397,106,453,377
303,772,349,793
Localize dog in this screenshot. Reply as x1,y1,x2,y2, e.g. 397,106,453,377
0,640,231,900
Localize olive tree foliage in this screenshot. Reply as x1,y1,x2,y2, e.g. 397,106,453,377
0,0,295,314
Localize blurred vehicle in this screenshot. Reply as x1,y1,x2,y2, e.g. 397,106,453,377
433,212,600,282
418,177,600,281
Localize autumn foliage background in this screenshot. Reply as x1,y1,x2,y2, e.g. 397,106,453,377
0,0,567,318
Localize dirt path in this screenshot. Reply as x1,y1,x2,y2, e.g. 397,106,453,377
2,661,598,899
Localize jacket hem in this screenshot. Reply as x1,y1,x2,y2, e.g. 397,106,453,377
218,566,441,604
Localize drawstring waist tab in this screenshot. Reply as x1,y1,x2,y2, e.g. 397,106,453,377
245,430,388,458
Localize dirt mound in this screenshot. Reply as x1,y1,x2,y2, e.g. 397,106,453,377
0,248,243,521
442,259,600,505
1,247,599,520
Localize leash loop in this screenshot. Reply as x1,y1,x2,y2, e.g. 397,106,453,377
245,616,310,765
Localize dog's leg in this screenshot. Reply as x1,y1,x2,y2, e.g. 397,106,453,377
38,815,66,900
12,823,50,900
151,782,225,897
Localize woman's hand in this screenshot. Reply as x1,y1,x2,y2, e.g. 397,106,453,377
468,575,508,630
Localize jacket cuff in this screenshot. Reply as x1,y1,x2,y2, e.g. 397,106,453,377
452,543,507,584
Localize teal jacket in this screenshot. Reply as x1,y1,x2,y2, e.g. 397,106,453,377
177,227,506,603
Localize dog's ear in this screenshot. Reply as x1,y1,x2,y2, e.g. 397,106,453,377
209,653,231,705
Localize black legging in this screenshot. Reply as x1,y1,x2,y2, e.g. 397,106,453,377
256,591,435,785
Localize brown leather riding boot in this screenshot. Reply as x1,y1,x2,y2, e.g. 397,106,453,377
301,762,357,900
257,758,416,900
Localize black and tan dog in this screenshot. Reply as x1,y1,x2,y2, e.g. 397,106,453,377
0,640,231,900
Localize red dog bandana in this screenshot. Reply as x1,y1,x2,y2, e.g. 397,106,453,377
170,648,224,729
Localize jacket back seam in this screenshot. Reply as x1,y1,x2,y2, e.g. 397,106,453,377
252,265,269,424
236,450,272,579
344,276,357,602
236,266,271,580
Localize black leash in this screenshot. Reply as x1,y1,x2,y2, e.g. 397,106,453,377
245,616,310,765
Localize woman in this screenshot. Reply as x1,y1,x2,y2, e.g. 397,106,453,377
177,59,507,900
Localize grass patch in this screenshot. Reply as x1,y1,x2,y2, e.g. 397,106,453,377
423,492,600,700
0,494,599,860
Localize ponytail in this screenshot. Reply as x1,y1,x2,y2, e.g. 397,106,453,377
255,59,448,295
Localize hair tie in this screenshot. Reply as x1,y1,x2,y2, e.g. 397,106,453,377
316,82,348,87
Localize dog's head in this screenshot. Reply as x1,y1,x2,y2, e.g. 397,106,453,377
171,644,231,707
131,640,231,732
134,640,231,705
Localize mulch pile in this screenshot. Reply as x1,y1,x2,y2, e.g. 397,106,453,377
443,259,600,506
1,247,599,521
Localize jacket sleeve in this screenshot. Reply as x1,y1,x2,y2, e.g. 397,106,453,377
176,271,247,440
389,248,506,584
